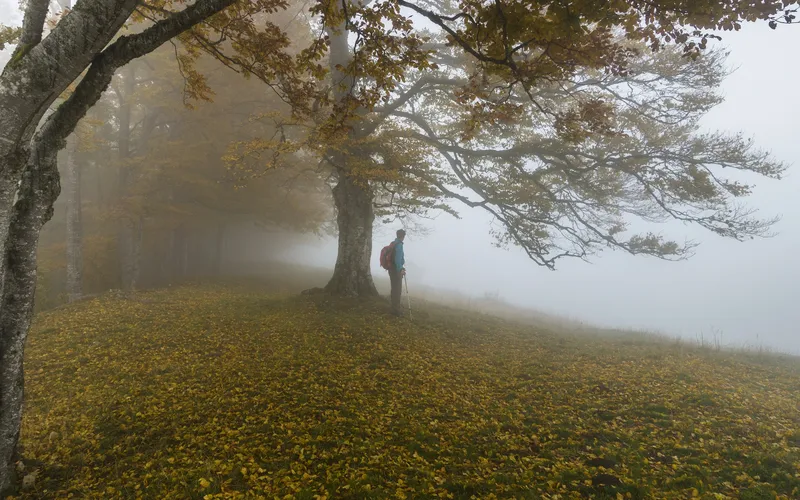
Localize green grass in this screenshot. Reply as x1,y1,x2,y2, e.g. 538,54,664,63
12,283,800,499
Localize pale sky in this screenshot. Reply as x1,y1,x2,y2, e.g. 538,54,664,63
3,2,800,353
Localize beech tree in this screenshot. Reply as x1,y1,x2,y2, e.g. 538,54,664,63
231,0,797,296
0,0,312,492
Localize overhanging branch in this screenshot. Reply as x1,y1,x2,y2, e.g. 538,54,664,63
39,0,240,147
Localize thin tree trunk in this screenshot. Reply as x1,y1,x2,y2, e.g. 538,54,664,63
213,223,226,276
181,231,189,278
325,175,378,296
0,147,60,496
128,216,142,289
172,224,188,279
165,226,175,280
95,160,104,207
117,65,138,291
65,134,83,302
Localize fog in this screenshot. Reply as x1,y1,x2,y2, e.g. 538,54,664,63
2,2,800,353
283,24,800,354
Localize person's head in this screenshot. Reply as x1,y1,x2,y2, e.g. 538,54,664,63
396,229,406,241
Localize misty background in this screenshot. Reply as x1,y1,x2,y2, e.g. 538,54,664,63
288,24,800,354
2,4,799,353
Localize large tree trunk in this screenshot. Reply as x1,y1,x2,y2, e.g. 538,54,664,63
65,134,83,302
0,147,60,497
325,175,378,296
323,2,378,297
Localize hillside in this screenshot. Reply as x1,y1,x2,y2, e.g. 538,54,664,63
11,284,800,499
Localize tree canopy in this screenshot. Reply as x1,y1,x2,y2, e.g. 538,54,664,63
223,0,795,293
365,41,785,266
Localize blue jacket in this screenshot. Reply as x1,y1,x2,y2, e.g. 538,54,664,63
393,239,405,272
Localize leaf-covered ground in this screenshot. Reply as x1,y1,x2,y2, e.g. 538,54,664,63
13,285,800,499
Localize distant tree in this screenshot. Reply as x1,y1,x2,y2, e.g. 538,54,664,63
232,0,797,296
35,43,330,299
64,132,83,303
118,45,329,280
114,64,144,291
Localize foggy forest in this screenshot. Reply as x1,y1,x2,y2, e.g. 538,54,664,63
1,0,800,498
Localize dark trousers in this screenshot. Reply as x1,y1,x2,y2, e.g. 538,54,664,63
389,269,403,315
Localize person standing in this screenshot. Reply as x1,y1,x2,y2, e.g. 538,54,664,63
388,229,406,316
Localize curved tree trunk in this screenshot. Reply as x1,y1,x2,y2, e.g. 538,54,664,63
0,0,244,492
0,164,21,301
325,174,378,297
0,147,60,496
0,148,33,305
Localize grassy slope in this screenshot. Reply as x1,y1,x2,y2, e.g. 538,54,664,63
13,284,800,499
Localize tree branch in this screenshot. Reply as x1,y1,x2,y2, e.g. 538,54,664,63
18,0,138,75
397,0,508,67
38,0,239,148
0,0,139,148
16,0,50,49
362,76,463,135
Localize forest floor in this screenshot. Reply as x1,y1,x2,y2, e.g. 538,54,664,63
11,282,800,499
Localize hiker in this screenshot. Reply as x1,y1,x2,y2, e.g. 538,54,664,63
380,229,406,316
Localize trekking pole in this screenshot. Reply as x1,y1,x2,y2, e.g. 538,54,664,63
404,274,413,321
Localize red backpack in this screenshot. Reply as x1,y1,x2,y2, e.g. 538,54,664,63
379,242,397,271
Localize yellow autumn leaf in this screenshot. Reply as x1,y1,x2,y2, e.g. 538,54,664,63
15,282,800,499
